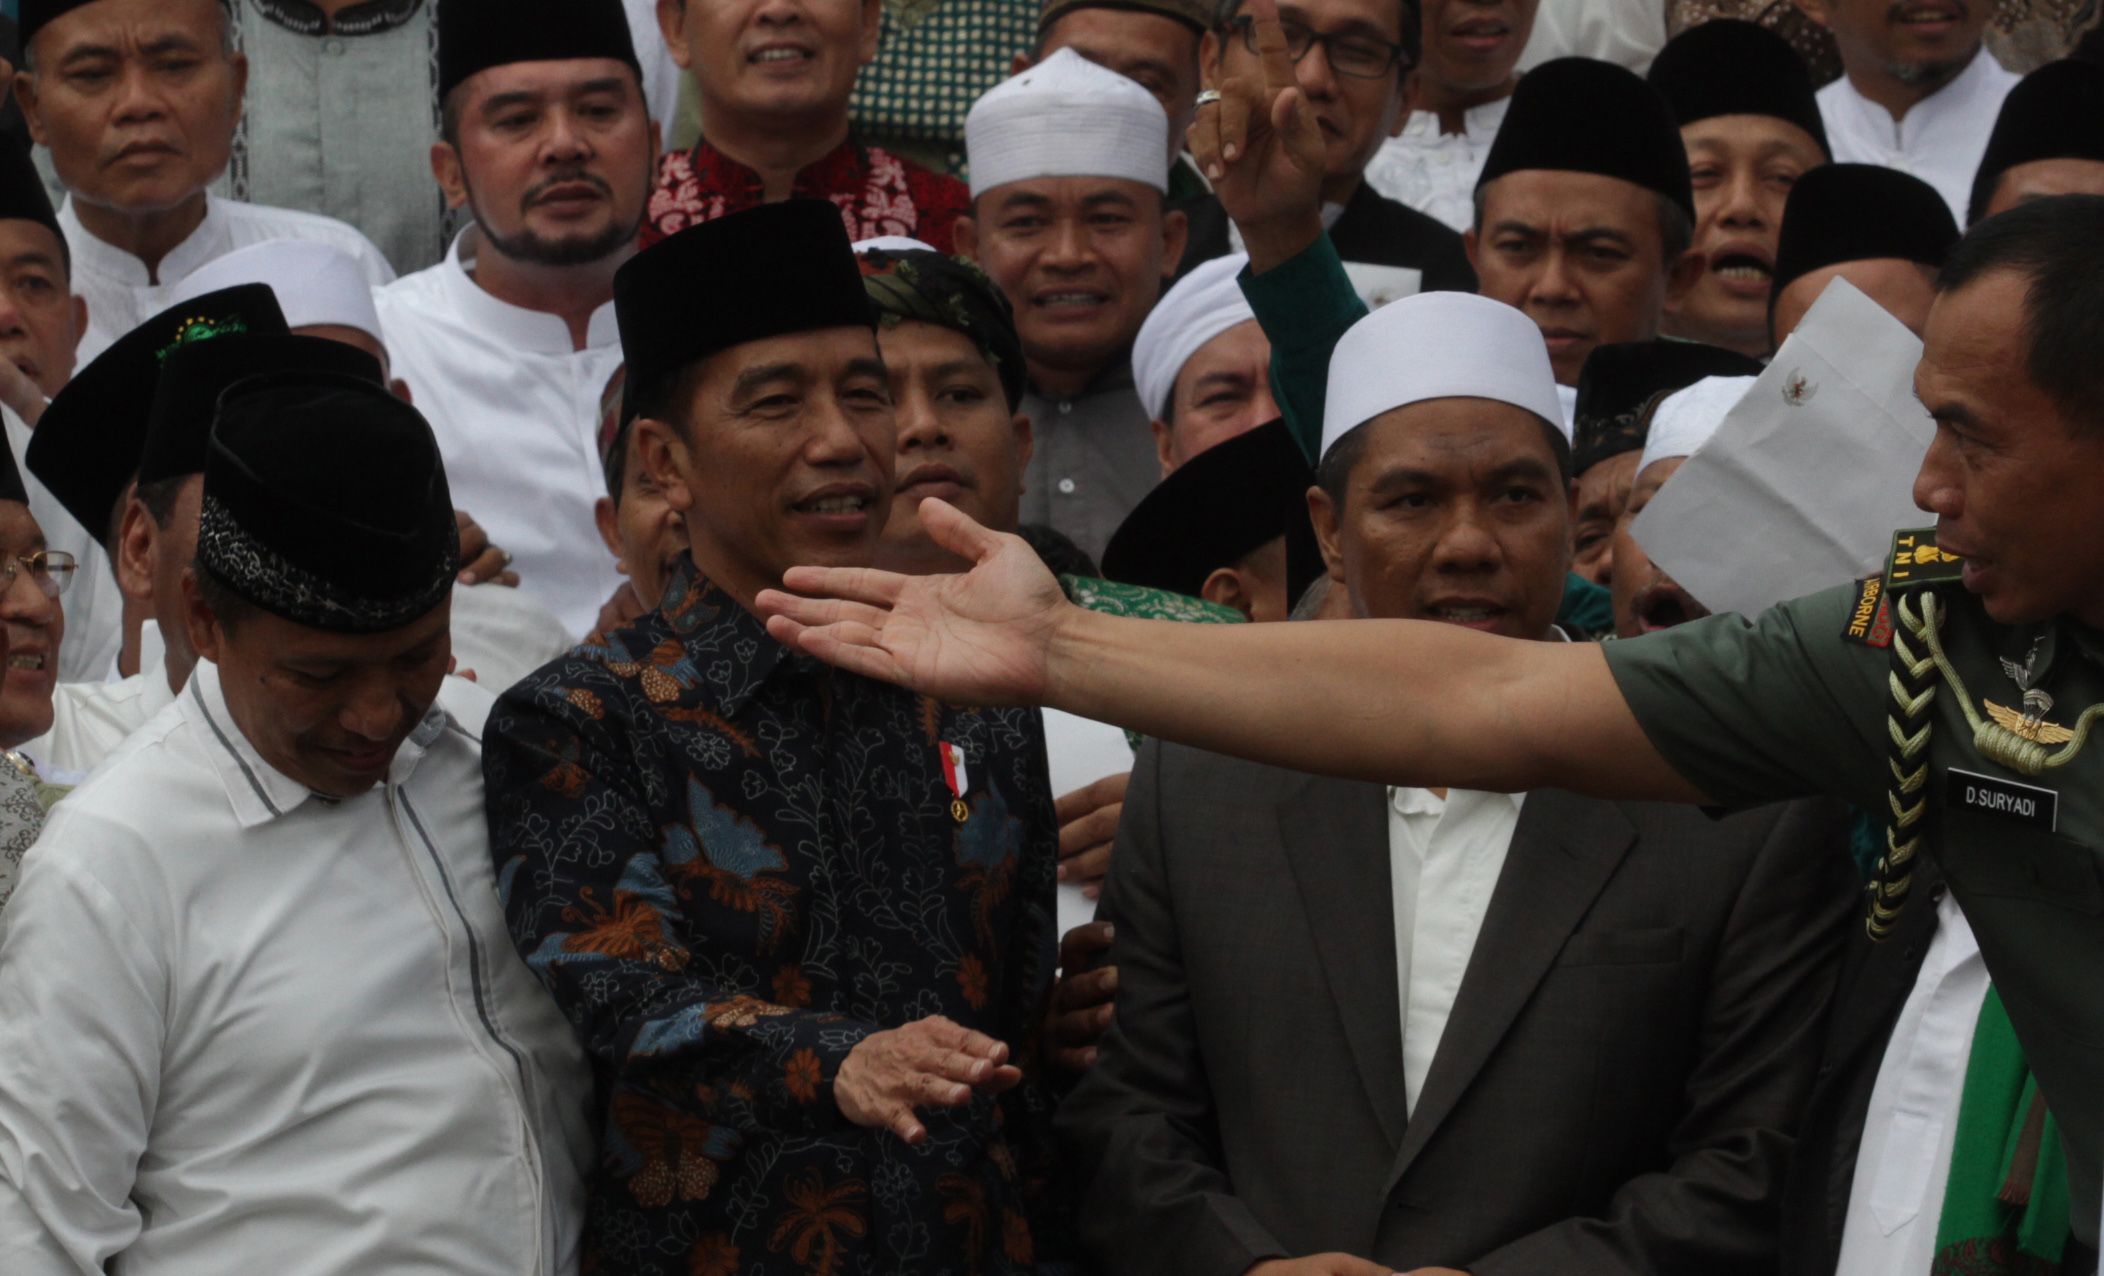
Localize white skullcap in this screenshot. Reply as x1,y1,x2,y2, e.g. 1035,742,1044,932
1320,292,1565,460
1132,253,1259,420
853,236,939,254
965,48,1168,199
169,240,384,345
1637,374,1757,475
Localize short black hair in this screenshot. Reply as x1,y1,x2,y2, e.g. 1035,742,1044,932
134,474,187,531
624,361,708,438
603,415,634,501
191,560,259,633
1317,411,1573,508
1939,195,2104,435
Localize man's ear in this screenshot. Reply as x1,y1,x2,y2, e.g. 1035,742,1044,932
1011,410,1034,476
431,141,469,212
1199,28,1224,81
114,498,155,602
13,70,44,146
636,416,698,515
1390,68,1421,138
227,49,249,127
1012,50,1035,75
857,0,884,64
179,569,222,667
1151,416,1175,477
1462,225,1481,273
1160,207,1190,280
951,214,979,262
1306,483,1346,582
593,495,627,569
1199,566,1257,620
657,0,693,68
1664,246,1706,305
1791,0,1833,30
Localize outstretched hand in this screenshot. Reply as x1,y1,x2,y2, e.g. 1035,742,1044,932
1190,0,1328,271
757,499,1076,708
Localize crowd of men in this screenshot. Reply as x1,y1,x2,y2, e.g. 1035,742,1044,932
0,0,2099,1272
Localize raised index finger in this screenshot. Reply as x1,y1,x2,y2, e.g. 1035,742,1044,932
1246,0,1298,94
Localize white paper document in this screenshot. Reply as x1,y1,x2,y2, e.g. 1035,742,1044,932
1630,278,1937,618
1041,708,1137,945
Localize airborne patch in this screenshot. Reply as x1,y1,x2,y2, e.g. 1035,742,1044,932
1884,527,1965,592
1841,574,1893,648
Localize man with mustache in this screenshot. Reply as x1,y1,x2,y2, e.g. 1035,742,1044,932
375,0,654,640
11,0,394,364
1798,0,2019,224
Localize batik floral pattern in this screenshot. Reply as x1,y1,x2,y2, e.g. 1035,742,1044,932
643,141,970,255
485,559,1067,1275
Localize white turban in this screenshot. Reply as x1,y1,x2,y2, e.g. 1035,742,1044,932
169,240,385,347
1132,253,1259,420
1637,374,1757,476
1320,292,1565,460
852,236,939,254
965,48,1168,199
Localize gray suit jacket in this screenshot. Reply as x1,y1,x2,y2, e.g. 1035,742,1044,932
1056,739,1856,1276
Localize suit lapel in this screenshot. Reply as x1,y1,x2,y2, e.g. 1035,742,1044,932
1275,774,1410,1149
1386,789,1637,1188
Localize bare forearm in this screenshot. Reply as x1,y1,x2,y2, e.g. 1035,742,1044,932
1044,611,1706,801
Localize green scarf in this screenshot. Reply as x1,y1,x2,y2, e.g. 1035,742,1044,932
1931,987,2070,1275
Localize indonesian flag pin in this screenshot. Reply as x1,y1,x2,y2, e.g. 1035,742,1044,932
940,741,970,823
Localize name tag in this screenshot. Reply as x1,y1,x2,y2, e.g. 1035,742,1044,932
1947,767,2059,832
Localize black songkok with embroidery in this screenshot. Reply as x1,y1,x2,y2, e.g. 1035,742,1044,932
437,0,642,101
1646,20,1830,158
199,371,459,633
1477,57,1694,220
1967,59,2104,225
856,247,1027,410
1101,418,1312,599
1772,163,1959,299
29,285,287,547
1572,340,1764,476
614,200,873,420
141,335,383,487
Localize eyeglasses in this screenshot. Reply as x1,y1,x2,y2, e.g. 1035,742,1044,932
1225,15,1413,79
0,550,76,600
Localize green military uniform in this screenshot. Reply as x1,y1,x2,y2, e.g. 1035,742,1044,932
1603,534,2104,1244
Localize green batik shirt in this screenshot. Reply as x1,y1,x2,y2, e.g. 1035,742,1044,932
1602,569,2104,1238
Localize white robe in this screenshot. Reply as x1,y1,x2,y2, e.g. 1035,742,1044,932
60,195,395,365
376,233,625,639
1817,50,2020,226
0,665,594,1275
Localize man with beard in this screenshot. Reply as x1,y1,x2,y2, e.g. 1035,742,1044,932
1798,0,2019,224
375,0,654,639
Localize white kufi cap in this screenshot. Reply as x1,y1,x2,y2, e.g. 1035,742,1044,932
1132,253,1259,420
1320,292,1565,460
169,240,385,347
852,236,939,254
965,48,1169,198
1637,374,1756,475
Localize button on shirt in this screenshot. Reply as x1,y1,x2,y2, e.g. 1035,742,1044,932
1817,51,2020,225
1834,893,1989,1276
1020,367,1159,565
1364,98,1512,234
1387,785,1526,1112
60,195,396,365
376,230,625,638
0,664,594,1275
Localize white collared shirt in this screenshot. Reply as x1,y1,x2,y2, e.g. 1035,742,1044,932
19,651,176,783
1364,97,1512,234
1817,50,2020,225
60,195,395,365
0,663,594,1275
3,406,122,686
376,231,625,639
1834,892,1989,1276
1387,785,1527,1112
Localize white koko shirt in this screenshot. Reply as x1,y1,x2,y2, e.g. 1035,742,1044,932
376,232,626,638
1364,97,1511,235
1817,50,2020,226
0,664,594,1275
59,195,395,365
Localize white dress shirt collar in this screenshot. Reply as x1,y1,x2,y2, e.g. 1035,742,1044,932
1827,47,2005,145
441,229,622,355
1399,93,1512,143
58,194,232,288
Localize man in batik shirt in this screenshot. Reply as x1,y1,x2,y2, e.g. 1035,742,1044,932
483,201,1068,1276
642,0,969,251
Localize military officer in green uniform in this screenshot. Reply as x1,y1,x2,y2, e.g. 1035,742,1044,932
755,1,2104,1248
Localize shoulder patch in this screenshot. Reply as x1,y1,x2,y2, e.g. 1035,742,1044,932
1840,574,1893,648
1884,527,1965,592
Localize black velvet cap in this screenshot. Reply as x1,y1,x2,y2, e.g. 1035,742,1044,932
1478,58,1694,221
437,0,643,102
1101,419,1312,600
1647,20,1829,158
0,132,62,247
199,371,459,633
1773,163,1959,298
1967,59,2104,225
21,0,228,49
614,200,874,419
29,284,287,547
140,335,382,487
1572,340,1764,475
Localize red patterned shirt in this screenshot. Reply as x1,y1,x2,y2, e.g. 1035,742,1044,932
642,139,970,252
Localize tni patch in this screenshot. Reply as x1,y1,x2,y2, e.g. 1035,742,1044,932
1885,527,1965,592
1946,766,2058,832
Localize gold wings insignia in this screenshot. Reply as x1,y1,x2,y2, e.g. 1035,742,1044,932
1985,700,2076,745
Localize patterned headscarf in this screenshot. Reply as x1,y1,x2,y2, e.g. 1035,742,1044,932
856,247,1027,411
